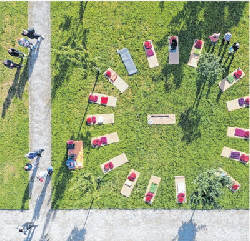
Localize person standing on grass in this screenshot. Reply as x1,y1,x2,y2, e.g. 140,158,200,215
232,42,240,52
3,59,23,69
222,32,232,45
17,37,36,50
209,33,220,45
21,28,44,40
8,48,26,58
229,42,240,53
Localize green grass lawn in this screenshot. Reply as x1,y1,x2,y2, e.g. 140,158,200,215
0,2,29,209
51,1,249,209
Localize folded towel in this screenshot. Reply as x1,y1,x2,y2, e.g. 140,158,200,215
193,48,201,55
238,98,245,106
101,136,108,145
235,128,245,137
177,183,185,193
101,97,108,105
97,116,104,124
226,75,235,83
146,49,154,57
149,183,158,193
125,180,132,187
230,152,240,159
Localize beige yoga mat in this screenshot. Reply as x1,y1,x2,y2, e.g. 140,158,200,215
91,132,119,147
175,176,187,203
100,153,128,174
215,168,241,192
89,92,117,107
227,127,249,139
147,114,176,125
187,40,204,68
226,96,249,111
219,69,245,92
143,40,159,68
103,68,129,93
143,176,161,204
121,169,140,197
169,36,179,64
221,146,249,165
86,113,114,125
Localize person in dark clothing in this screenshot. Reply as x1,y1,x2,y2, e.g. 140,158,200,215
21,28,44,40
25,149,44,159
8,48,26,58
24,163,33,171
232,42,240,52
47,166,53,176
3,59,23,69
18,221,35,235
169,36,177,51
229,42,240,54
23,161,38,171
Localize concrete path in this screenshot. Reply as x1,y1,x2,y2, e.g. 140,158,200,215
0,2,249,241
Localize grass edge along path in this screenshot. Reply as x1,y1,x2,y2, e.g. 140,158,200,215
0,1,29,209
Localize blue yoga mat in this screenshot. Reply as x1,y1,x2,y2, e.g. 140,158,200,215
117,48,137,76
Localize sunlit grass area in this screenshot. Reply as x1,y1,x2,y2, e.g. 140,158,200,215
51,1,249,209
0,1,29,209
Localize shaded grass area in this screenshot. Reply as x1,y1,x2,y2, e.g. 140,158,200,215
0,2,29,209
51,1,249,209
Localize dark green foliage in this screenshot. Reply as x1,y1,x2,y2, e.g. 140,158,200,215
51,1,249,209
189,169,232,209
197,53,224,85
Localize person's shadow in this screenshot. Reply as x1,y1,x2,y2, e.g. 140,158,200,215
1,59,23,118
66,226,86,241
32,175,50,220
172,211,206,241
23,224,39,241
29,38,43,77
29,156,41,198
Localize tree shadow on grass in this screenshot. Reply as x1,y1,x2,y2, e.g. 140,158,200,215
156,1,247,92
178,107,202,144
222,54,235,77
172,211,206,241
77,69,100,137
51,130,90,209
51,140,74,209
52,1,89,101
79,131,92,153
159,1,164,12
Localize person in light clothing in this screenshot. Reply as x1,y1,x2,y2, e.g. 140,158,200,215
222,32,232,45
209,33,220,45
